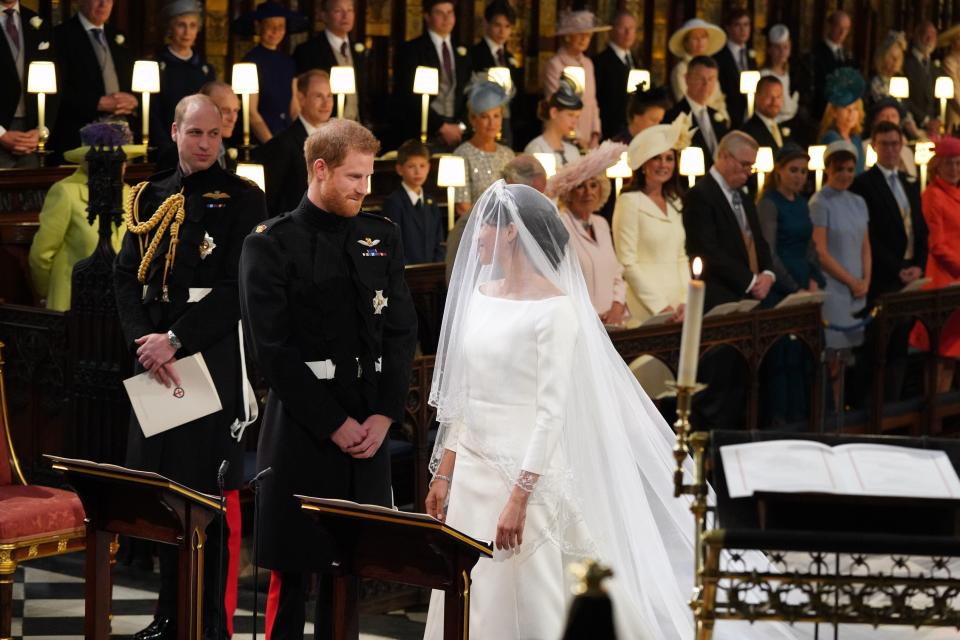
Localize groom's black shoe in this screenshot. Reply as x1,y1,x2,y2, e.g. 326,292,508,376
133,616,175,640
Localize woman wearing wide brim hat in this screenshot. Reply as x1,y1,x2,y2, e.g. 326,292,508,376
542,10,609,150
28,123,144,311
940,25,960,132
668,18,725,102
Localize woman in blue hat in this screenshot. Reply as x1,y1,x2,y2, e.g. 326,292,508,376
819,67,867,174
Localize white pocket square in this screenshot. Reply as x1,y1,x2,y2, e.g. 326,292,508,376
38,41,50,50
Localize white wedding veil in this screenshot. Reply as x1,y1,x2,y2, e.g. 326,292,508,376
428,180,806,639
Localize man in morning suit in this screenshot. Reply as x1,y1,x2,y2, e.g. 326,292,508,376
115,95,266,640
809,10,857,122
683,131,774,429
713,8,755,126
292,0,367,124
393,0,472,150
850,121,928,401
903,21,942,138
593,10,638,141
469,0,522,147
0,0,52,167
50,0,137,162
254,69,334,215
740,75,790,197
663,56,729,172
239,119,417,639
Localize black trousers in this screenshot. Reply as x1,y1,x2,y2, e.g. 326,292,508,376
266,572,359,640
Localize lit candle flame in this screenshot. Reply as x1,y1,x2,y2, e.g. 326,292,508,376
692,257,703,278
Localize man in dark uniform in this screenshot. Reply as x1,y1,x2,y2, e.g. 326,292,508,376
239,118,417,638
115,94,266,640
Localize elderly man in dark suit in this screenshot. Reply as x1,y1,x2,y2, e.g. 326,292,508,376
809,10,857,122
292,0,367,124
850,121,928,401
50,0,137,163
683,130,774,429
469,0,522,147
663,56,729,172
903,21,942,138
0,0,53,167
254,69,334,216
393,0,471,151
713,8,755,126
593,10,638,141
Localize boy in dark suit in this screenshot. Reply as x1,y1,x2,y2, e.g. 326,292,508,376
713,8,756,126
382,139,444,265
469,0,522,147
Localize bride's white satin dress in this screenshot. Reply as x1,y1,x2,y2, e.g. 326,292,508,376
423,290,582,640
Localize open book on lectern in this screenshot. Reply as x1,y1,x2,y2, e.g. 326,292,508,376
720,440,960,500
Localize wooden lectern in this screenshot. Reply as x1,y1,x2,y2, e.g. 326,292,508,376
298,496,493,640
46,455,222,640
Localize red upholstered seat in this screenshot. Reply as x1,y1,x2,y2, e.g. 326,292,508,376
0,484,86,544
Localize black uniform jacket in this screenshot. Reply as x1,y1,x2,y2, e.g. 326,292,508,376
114,163,267,493
252,118,308,217
239,196,418,570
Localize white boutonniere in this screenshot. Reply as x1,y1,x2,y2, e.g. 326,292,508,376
507,55,517,67
781,126,791,137
456,46,467,57
713,111,725,123
199,232,216,259
935,59,942,68
159,61,166,71
905,174,917,184
30,16,43,29
748,49,756,59
202,64,209,75
227,147,238,160
38,41,50,51
115,33,125,45
354,42,365,54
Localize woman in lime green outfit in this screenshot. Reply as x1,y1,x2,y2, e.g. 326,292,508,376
28,139,144,311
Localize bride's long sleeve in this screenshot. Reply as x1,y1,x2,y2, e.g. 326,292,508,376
519,298,581,476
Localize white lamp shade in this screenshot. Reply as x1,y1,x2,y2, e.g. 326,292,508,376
131,60,160,93
413,66,440,95
330,66,357,95
888,76,910,100
231,63,259,95
915,141,936,166
437,155,466,187
754,147,775,173
739,70,761,95
27,61,56,94
532,152,557,178
679,147,705,177
562,66,586,94
626,69,651,93
487,66,512,92
236,163,266,191
808,145,827,171
865,144,878,168
935,76,956,100
606,152,633,179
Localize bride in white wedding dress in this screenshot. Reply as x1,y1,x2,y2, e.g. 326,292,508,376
420,180,954,640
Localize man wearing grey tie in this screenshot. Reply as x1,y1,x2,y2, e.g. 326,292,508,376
50,0,137,162
663,55,729,172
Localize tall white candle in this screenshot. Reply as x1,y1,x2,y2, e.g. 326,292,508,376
677,257,705,387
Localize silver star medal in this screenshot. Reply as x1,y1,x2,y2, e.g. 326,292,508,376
199,232,216,259
372,290,389,315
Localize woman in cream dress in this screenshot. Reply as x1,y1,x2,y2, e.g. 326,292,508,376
613,115,693,395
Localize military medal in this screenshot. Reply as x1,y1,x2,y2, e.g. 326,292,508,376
358,237,387,257
372,290,389,315
199,232,216,259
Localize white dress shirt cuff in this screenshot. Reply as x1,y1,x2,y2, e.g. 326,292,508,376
745,270,777,294
0,125,7,138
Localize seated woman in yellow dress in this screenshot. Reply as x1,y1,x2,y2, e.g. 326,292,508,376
28,123,144,311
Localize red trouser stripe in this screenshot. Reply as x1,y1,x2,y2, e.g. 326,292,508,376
265,570,283,640
224,489,242,636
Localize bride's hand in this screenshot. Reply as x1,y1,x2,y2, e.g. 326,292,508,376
426,479,450,522
496,491,529,551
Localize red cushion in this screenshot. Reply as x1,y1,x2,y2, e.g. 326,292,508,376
0,485,86,543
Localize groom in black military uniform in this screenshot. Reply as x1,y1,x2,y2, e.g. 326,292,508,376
239,118,417,638
115,94,266,640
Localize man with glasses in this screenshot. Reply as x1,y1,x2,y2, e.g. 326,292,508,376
682,130,774,428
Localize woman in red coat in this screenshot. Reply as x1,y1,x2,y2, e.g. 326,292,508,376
911,136,960,390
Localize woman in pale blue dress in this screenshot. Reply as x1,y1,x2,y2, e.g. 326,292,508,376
810,141,872,406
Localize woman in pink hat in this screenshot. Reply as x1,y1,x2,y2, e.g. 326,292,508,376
911,137,960,390
541,9,609,150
